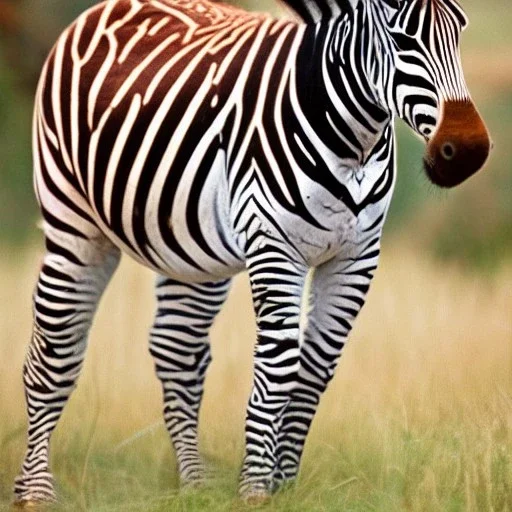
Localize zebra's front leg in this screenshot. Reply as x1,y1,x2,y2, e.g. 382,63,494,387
239,246,308,501
275,246,380,486
149,277,231,487
14,237,120,505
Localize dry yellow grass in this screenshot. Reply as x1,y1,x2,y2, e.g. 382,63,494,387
1,243,511,510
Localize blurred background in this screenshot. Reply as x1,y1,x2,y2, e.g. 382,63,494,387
0,1,511,510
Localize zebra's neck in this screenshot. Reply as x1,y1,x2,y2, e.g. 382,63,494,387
294,5,392,165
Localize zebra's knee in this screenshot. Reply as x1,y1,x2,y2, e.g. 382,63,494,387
149,332,211,382
33,264,105,338
30,295,90,362
23,324,87,399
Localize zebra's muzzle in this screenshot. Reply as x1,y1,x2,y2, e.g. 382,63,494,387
423,100,492,188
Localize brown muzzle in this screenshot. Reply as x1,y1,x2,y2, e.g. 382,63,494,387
424,100,492,188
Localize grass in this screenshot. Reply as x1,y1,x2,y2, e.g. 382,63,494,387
1,244,512,511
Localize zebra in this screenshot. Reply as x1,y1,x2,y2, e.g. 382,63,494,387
14,0,491,505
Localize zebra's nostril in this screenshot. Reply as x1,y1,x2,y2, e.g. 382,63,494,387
441,142,456,161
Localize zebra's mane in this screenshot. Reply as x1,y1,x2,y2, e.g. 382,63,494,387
279,0,356,23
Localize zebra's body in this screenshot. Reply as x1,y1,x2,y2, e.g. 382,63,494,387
15,0,491,504
35,0,392,282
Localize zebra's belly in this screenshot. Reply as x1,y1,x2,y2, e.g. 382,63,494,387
98,214,246,283
110,233,246,282
91,156,246,283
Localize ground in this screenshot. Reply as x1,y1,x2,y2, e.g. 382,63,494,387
1,243,512,511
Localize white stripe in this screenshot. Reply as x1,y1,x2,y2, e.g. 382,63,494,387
103,94,142,224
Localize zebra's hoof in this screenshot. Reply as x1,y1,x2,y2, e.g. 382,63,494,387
180,468,212,490
270,477,295,494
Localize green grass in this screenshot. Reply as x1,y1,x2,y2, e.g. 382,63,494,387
1,250,512,511
3,405,512,511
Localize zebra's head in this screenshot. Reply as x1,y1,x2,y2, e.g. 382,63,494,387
377,0,492,187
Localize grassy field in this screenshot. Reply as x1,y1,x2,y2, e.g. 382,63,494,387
0,244,511,511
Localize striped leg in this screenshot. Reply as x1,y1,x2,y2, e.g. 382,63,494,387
275,248,380,485
14,236,120,504
149,277,231,486
239,246,307,500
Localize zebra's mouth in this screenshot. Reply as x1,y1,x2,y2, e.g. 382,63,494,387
423,156,468,188
423,142,490,188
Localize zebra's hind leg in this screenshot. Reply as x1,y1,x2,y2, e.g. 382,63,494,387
149,277,231,487
14,234,121,505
